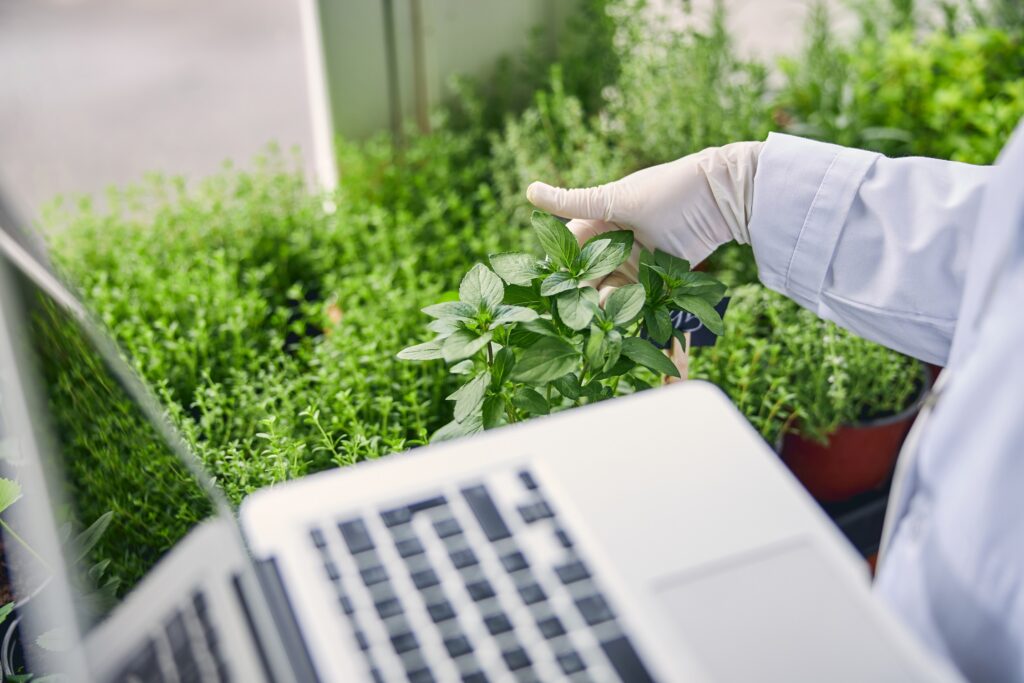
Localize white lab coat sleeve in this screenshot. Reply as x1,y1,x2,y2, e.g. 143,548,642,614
748,132,994,366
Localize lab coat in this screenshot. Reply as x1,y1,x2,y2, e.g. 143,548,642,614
748,128,1024,682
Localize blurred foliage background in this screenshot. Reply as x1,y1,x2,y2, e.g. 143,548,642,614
41,0,1024,519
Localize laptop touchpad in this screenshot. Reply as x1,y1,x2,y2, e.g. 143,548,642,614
652,541,922,683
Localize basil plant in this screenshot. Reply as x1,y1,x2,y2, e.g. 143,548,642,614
399,211,727,441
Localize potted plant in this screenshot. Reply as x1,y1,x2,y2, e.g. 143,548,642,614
398,211,728,440
690,284,927,502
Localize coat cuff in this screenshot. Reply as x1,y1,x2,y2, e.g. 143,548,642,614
749,133,880,310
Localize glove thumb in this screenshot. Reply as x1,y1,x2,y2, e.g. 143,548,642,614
526,181,616,221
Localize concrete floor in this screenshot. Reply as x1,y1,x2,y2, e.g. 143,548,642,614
0,0,851,220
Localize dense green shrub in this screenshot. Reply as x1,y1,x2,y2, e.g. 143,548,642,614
777,4,1024,163
689,285,922,445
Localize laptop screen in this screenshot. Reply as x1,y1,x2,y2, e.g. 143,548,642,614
2,244,216,634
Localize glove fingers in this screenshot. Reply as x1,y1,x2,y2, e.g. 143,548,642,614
526,181,615,221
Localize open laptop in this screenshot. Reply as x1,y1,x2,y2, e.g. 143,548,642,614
0,221,961,682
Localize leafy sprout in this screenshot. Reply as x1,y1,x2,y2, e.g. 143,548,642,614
399,211,727,441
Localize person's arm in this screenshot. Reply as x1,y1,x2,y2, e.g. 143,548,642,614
750,133,994,366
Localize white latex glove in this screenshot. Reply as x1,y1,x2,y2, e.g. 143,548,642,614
526,141,763,300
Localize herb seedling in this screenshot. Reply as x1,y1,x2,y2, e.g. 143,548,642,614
399,211,727,440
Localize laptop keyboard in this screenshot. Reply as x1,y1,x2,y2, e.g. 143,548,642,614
310,467,656,683
111,590,230,683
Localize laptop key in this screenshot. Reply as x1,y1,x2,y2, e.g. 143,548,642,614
556,650,586,675
396,537,425,559
324,561,340,581
600,635,655,683
360,565,389,587
483,613,513,635
411,568,440,590
462,672,489,683
466,579,495,602
443,634,474,658
114,639,162,683
518,470,538,490
517,501,554,524
554,528,573,549
575,594,615,626
310,527,327,548
449,548,479,569
381,506,412,527
408,668,435,683
407,495,447,514
339,518,375,554
517,583,546,605
355,630,370,651
390,631,419,654
500,551,529,573
554,560,590,585
339,594,355,615
461,485,512,542
432,517,463,539
501,646,531,671
375,597,404,619
537,616,566,639
427,599,456,623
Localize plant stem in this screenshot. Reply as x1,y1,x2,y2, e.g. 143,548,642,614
486,342,494,366
0,519,51,573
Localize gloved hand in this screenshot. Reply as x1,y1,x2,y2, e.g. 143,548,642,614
526,141,763,299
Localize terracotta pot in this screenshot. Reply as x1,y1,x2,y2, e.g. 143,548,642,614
779,365,931,503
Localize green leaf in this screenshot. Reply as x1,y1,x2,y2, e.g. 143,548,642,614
448,372,491,422
490,253,544,286
532,211,580,268
672,294,725,336
482,395,505,429
449,359,474,375
584,324,606,368
621,337,680,378
492,305,539,326
422,300,476,320
605,284,646,325
556,287,599,331
588,229,634,255
442,329,493,363
503,284,543,307
0,478,21,515
577,238,629,281
643,306,673,345
654,249,691,279
397,338,444,361
459,264,504,311
511,387,549,416
73,510,114,564
427,317,461,337
509,337,579,384
508,318,559,348
431,414,483,443
517,318,560,338
0,602,14,627
672,272,727,304
552,373,581,400
638,250,664,298
491,347,515,386
603,328,623,371
539,271,579,297
36,627,72,653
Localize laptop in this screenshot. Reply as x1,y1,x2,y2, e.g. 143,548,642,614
0,221,961,682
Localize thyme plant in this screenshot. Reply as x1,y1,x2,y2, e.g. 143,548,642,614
399,212,726,440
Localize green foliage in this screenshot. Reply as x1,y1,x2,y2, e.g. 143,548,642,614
399,212,727,440
39,0,1019,584
777,4,1024,164
689,285,922,445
